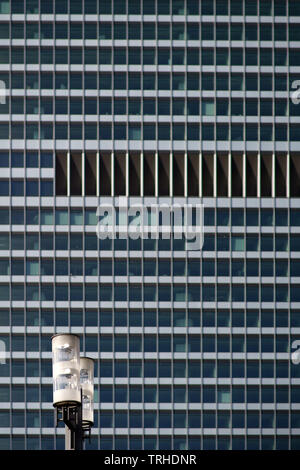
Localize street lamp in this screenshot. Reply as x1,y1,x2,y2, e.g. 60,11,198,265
51,334,94,450
80,357,94,429
52,334,81,407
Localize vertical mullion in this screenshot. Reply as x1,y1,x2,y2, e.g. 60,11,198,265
199,152,202,197
67,151,70,196
81,151,85,196
96,152,100,196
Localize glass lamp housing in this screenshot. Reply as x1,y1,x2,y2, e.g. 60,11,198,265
52,334,81,406
80,357,94,425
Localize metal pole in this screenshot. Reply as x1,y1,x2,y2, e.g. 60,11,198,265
63,403,83,450
74,399,83,451
65,425,72,451
64,422,83,450
74,423,83,451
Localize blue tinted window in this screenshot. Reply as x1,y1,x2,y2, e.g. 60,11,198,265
0,153,9,167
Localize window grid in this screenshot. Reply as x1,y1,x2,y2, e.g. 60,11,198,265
0,0,299,451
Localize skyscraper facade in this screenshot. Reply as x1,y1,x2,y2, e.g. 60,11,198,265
0,0,300,450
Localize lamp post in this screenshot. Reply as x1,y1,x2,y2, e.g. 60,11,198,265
51,334,94,450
